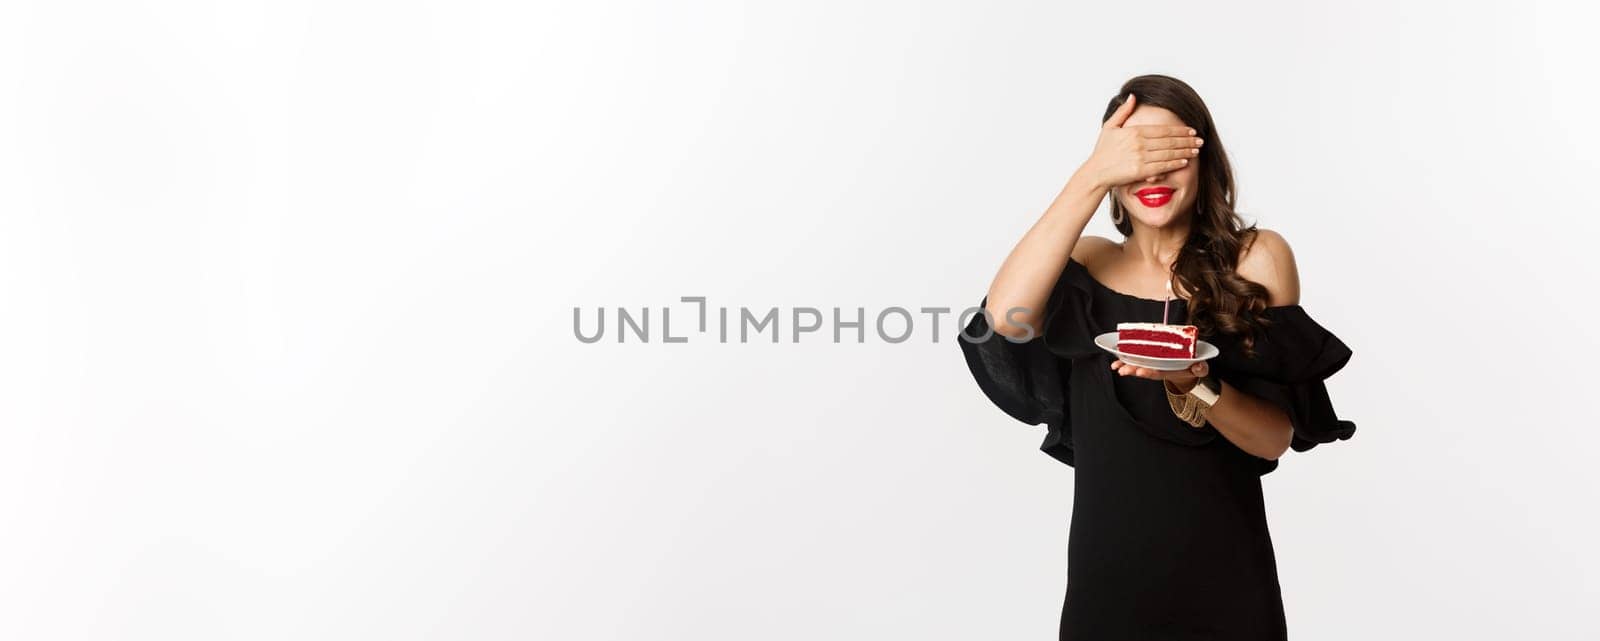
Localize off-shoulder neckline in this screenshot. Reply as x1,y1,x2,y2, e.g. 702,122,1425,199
1067,257,1303,311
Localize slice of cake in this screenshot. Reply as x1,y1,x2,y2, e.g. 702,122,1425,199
1116,322,1198,358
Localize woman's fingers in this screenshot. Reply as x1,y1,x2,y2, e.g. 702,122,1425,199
1112,359,1208,381
1137,124,1197,138
1145,158,1190,173
1143,136,1205,151
1143,148,1200,162
1104,93,1137,129
1122,158,1190,182
1111,360,1151,378
1109,156,1190,186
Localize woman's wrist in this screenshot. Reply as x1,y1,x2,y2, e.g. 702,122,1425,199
1040,170,1109,231
1066,164,1112,198
1164,376,1199,395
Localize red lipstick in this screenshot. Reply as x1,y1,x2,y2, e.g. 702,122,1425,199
1134,186,1175,208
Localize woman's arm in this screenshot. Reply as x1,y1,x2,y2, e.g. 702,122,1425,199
1115,229,1301,460
984,172,1106,340
1176,378,1293,460
1203,229,1300,459
987,95,1201,339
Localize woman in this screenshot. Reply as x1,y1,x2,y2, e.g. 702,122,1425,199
958,74,1357,640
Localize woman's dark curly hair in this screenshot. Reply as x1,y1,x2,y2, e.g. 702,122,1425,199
1102,74,1273,357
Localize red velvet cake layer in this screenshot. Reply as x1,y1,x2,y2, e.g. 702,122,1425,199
1116,342,1193,358
1119,328,1196,344
1115,322,1198,358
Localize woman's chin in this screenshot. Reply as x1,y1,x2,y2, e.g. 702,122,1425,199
1130,209,1180,228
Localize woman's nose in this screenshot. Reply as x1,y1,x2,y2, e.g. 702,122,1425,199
1144,174,1164,183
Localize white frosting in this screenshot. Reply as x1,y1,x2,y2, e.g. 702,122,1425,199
1116,322,1196,343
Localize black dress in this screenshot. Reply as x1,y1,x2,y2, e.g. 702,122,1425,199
958,257,1356,641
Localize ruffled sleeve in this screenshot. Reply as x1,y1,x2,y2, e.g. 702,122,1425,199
956,264,1085,466
1208,305,1358,459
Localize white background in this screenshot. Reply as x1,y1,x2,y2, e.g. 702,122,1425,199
2,1,1596,639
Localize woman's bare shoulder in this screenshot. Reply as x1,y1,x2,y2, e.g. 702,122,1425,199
1237,228,1301,306
1071,235,1120,267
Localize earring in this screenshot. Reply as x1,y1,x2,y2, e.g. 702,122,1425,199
1110,199,1125,225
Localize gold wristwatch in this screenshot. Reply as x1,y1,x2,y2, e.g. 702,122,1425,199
1165,375,1221,428
1188,375,1221,408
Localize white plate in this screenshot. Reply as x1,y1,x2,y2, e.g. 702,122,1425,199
1094,332,1218,371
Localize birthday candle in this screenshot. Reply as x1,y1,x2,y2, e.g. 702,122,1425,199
1163,280,1172,325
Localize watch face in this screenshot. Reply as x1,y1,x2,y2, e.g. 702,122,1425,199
1191,377,1221,405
